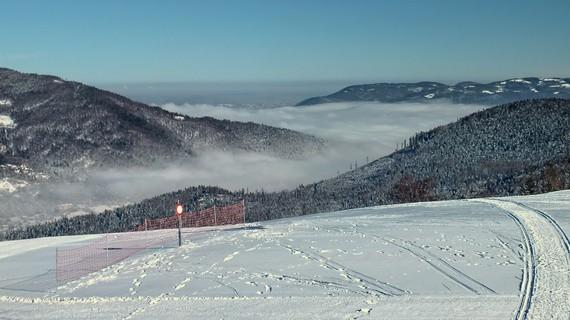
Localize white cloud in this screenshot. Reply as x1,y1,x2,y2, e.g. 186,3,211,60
162,101,484,176
1,101,486,230
80,101,485,204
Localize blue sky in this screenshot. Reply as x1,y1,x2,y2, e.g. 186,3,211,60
1,0,569,84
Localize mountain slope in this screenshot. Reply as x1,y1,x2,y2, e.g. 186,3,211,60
296,78,570,106
10,194,569,319
0,68,324,173
5,99,569,240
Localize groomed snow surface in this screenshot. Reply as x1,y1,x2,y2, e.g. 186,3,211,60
1,191,569,319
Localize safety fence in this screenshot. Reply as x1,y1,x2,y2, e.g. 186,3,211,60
56,229,177,284
132,200,246,231
55,201,246,284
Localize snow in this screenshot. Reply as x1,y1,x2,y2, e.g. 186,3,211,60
424,93,435,99
0,99,12,106
561,83,570,88
0,234,100,260
541,78,561,82
174,115,185,121
0,295,518,319
475,198,570,319
510,79,532,84
23,97,54,111
0,115,15,128
482,90,494,95
53,79,64,84
499,190,570,245
0,178,28,193
0,191,569,319
530,88,539,93
554,92,560,95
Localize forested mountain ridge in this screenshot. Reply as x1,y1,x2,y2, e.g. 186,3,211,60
0,67,325,174
297,78,570,106
5,98,569,240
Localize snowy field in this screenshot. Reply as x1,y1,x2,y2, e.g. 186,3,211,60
0,192,569,319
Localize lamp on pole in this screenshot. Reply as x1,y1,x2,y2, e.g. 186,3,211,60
175,201,183,247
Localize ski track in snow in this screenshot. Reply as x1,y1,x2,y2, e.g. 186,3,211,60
277,242,408,297
381,236,496,295
337,223,497,296
3,192,570,318
474,199,570,319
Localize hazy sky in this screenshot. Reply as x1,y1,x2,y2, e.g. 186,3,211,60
1,0,569,84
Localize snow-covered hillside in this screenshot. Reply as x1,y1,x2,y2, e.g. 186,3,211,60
0,191,569,319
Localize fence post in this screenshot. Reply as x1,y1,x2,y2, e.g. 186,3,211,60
105,234,109,267
55,248,59,284
214,205,217,226
242,199,246,224
66,249,69,283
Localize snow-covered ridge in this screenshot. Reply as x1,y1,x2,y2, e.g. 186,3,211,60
510,79,532,84
297,77,570,106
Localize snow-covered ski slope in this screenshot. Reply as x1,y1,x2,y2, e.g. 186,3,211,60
1,191,569,319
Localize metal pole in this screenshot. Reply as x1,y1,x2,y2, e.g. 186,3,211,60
178,215,182,247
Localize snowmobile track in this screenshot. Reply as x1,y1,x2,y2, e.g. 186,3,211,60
505,200,570,255
474,199,570,320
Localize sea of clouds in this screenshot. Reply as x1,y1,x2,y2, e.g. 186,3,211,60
89,102,487,200
144,101,486,192
1,101,487,230
62,101,486,204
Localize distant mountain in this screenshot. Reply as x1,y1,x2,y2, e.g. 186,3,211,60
296,78,570,106
8,99,570,239
0,68,325,177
